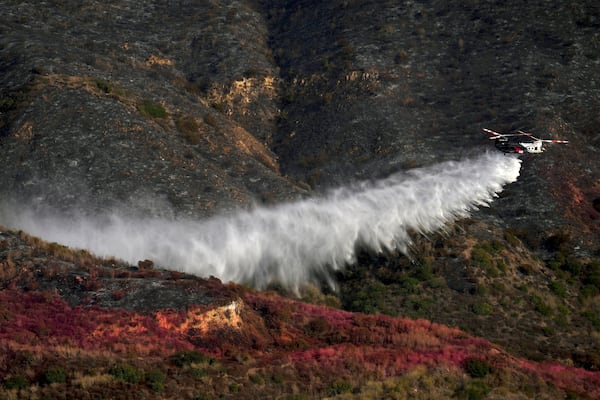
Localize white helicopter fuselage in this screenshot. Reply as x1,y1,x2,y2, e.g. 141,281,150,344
518,140,544,153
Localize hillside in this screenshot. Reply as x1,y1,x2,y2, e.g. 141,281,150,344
1,0,600,398
1,228,599,399
1,1,599,222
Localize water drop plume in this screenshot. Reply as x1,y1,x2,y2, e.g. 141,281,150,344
0,152,520,291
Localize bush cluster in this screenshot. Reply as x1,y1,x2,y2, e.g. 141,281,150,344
471,303,493,316
464,358,493,378
109,364,143,384
3,375,28,390
144,369,166,392
457,380,491,400
43,367,66,384
94,79,112,94
139,100,168,118
170,350,215,367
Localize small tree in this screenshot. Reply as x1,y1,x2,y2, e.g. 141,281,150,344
145,369,166,392
110,364,143,384
4,375,28,390
139,100,168,118
43,367,66,384
465,358,493,378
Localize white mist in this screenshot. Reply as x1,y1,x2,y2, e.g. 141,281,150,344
0,152,521,291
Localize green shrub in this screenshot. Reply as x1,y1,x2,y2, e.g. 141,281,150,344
583,261,600,288
486,265,500,278
499,296,511,308
456,380,491,400
94,79,112,93
145,369,166,392
504,229,520,246
346,280,389,314
465,358,493,378
270,373,284,384
561,257,582,276
193,393,213,400
249,373,264,385
4,375,28,390
405,296,433,318
322,54,335,72
471,247,491,266
189,368,209,378
554,311,569,327
276,109,289,122
413,257,434,281
0,98,15,112
580,284,599,300
43,367,66,384
473,284,488,297
400,276,420,293
211,102,225,112
478,240,504,255
109,364,143,384
542,326,555,336
171,350,214,367
582,310,600,331
549,280,567,297
427,276,446,288
496,260,507,273
471,303,493,316
139,100,167,118
329,380,353,396
531,295,553,316
492,281,506,292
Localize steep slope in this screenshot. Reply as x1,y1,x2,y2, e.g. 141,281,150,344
1,227,599,399
0,0,303,217
265,0,600,236
0,0,599,389
2,1,598,228
1,1,598,228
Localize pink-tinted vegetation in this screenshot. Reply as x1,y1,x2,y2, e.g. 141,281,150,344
290,344,471,378
243,291,600,396
518,359,600,398
0,290,193,358
1,245,599,398
245,291,488,352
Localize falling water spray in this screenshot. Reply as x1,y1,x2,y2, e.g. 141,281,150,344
0,152,521,291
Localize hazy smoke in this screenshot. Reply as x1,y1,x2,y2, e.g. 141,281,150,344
0,152,520,291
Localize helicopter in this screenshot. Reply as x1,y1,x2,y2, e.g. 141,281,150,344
483,128,569,154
